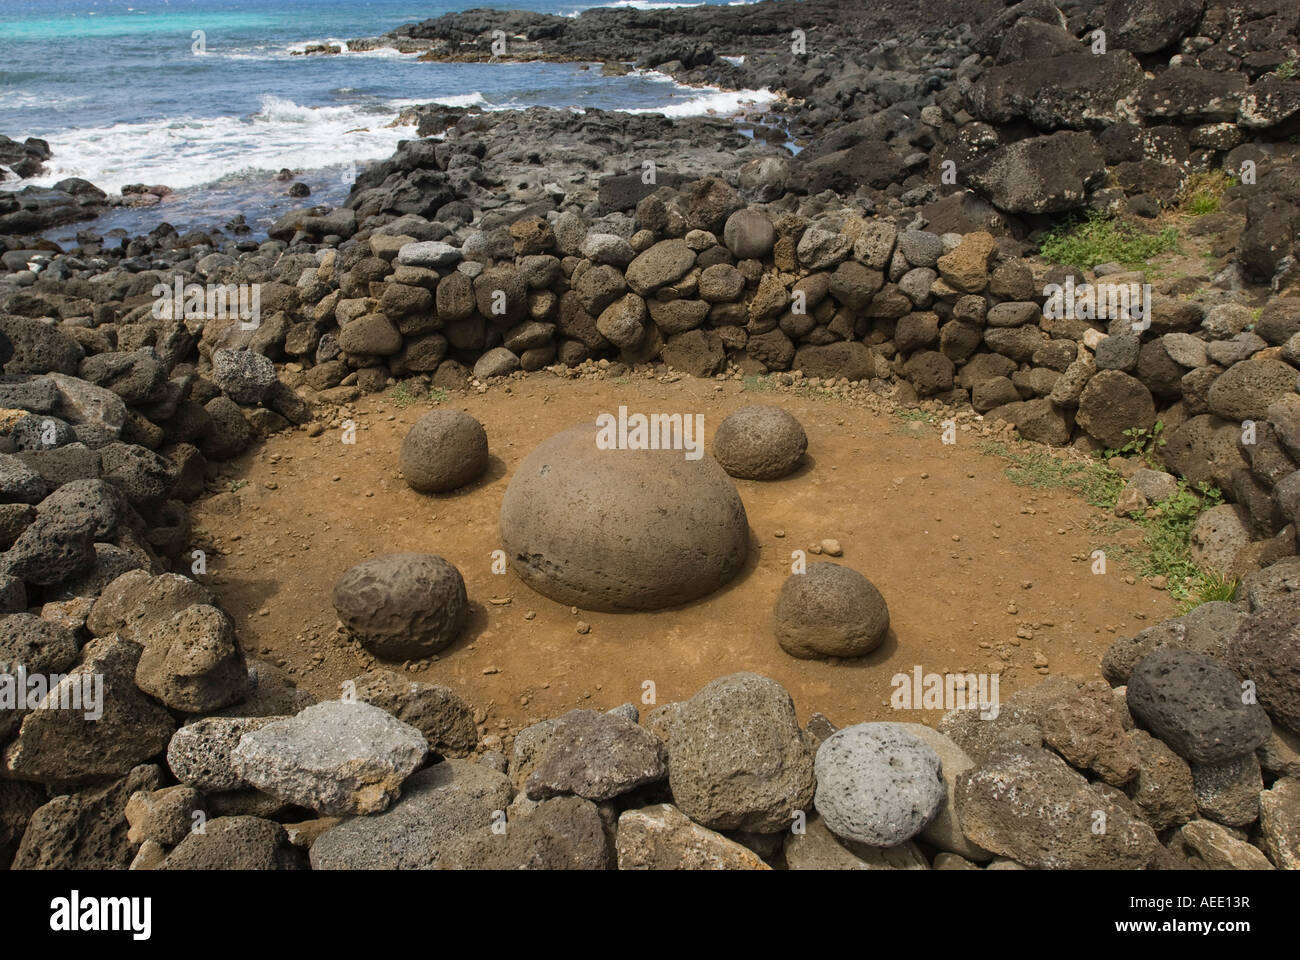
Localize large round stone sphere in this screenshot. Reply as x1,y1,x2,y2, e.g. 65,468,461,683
499,423,749,611
712,404,807,480
399,410,488,493
332,553,467,659
774,562,889,659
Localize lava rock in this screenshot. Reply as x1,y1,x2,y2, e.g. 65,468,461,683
499,422,748,612
667,673,815,833
399,409,488,493
1127,649,1272,763
814,723,946,847
331,552,468,659
712,404,807,480
774,562,890,660
231,700,427,815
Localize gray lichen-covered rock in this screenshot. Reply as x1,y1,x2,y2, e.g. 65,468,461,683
309,760,512,869
955,744,1160,869
814,723,946,847
231,701,427,815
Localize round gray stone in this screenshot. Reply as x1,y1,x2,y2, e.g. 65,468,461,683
712,404,807,481
774,562,889,659
399,410,488,493
814,722,946,846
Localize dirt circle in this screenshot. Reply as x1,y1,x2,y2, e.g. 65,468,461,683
189,371,1176,744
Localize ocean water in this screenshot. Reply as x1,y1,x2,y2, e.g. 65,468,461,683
0,0,772,240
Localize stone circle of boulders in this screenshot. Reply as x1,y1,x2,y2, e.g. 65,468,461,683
711,404,807,480
331,552,468,659
499,423,748,611
398,409,489,493
773,562,890,659
813,723,946,847
7,0,1300,874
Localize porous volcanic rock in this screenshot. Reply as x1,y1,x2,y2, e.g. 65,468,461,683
712,404,807,480
813,723,946,847
498,422,748,611
667,673,815,833
1227,596,1300,735
1127,649,1272,764
331,552,468,659
399,409,489,493
774,562,890,659
231,701,427,815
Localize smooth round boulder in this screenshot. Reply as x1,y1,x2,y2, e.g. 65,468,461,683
499,422,748,611
331,553,467,659
712,404,807,480
399,410,488,493
814,722,946,847
774,562,889,659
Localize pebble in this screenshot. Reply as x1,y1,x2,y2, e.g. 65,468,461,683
576,621,591,635
820,538,843,557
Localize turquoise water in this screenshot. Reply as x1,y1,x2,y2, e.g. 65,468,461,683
0,0,768,238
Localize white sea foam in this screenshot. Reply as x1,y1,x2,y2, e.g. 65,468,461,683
624,85,774,117
6,95,418,195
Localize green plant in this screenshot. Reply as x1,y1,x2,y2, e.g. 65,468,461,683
389,382,419,408
979,439,1125,508
1179,170,1237,216
390,383,448,407
1102,421,1166,468
1177,569,1239,614
1136,481,1224,594
1039,212,1179,270
229,479,248,493
1276,59,1297,80
979,440,1227,601
895,409,936,423
742,374,774,392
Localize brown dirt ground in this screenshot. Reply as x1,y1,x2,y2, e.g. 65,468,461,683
189,372,1177,746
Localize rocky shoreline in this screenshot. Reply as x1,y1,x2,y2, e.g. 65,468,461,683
2,0,1300,870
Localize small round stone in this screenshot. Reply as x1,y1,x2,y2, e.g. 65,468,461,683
814,722,946,846
774,562,889,659
332,553,468,659
399,410,488,493
712,404,807,480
